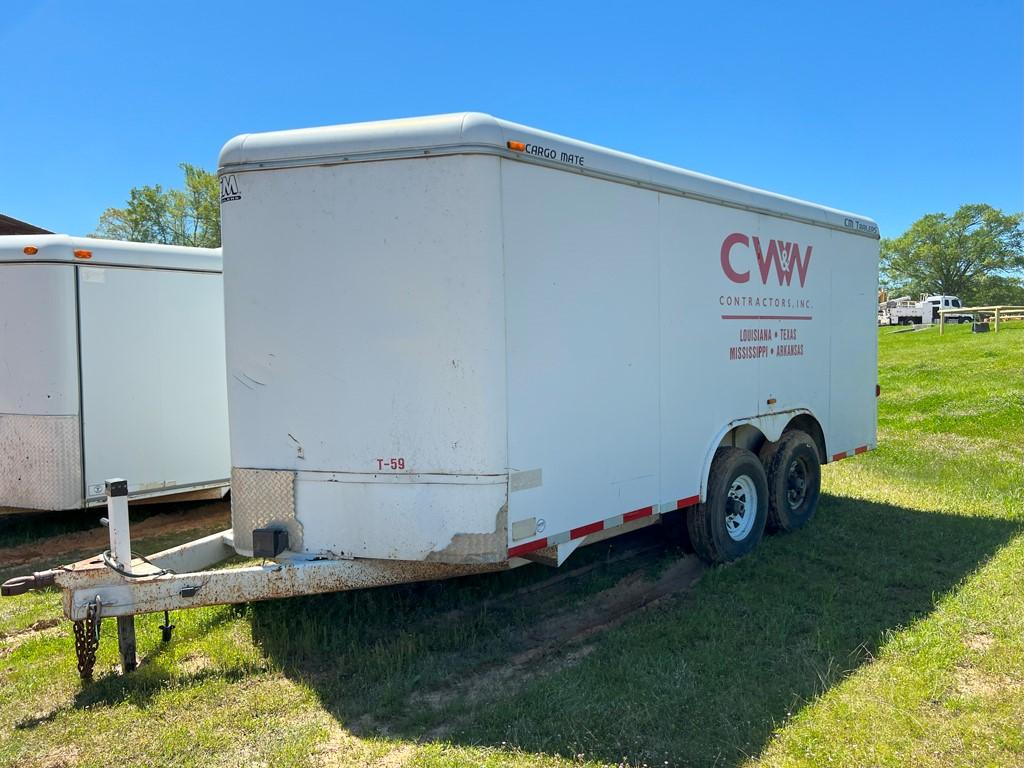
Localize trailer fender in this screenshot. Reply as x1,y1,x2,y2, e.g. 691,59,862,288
698,408,823,502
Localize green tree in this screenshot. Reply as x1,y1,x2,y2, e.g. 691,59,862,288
93,163,220,247
881,204,1024,304
968,274,1024,306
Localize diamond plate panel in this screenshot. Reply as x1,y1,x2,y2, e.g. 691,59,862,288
0,414,83,510
230,467,302,556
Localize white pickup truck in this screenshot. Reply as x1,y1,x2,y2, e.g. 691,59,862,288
879,294,970,325
923,295,972,324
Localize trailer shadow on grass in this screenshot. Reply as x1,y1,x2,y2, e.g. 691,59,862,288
245,494,1021,767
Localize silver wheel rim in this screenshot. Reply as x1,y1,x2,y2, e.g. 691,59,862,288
725,474,757,541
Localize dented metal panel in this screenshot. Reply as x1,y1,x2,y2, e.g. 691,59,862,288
424,503,507,564
293,471,508,562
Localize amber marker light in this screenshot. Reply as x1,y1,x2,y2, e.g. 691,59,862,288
507,140,526,151
22,246,38,255
766,398,777,406
73,249,93,259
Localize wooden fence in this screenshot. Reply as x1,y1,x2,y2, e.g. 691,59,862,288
939,305,1024,334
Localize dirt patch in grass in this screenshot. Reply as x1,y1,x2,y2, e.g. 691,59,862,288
31,744,80,768
369,744,417,767
954,666,1023,698
964,632,995,652
0,617,59,640
0,617,62,658
0,502,229,571
175,651,215,677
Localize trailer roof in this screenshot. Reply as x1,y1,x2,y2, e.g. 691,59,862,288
219,113,878,239
0,235,221,272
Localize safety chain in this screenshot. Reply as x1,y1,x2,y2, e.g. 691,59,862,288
72,598,101,681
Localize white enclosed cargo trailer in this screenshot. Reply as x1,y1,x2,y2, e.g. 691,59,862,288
219,112,879,565
0,235,230,510
2,115,879,677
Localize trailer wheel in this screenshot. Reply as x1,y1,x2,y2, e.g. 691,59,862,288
687,447,767,564
758,430,821,532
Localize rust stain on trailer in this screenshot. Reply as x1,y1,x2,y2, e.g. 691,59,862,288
425,503,508,564
56,554,510,619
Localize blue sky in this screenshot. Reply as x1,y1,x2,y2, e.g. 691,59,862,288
1,0,1020,239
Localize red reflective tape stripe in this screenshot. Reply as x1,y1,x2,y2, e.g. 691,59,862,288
854,445,868,455
623,505,655,522
676,495,700,509
508,538,548,558
570,520,604,539
832,452,847,462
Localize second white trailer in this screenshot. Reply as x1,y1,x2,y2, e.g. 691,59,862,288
0,235,230,510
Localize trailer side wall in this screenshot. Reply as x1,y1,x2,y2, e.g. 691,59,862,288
501,161,875,553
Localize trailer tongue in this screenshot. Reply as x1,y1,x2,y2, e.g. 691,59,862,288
1,479,504,678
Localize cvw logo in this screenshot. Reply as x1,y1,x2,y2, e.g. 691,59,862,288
720,232,812,287
220,174,241,202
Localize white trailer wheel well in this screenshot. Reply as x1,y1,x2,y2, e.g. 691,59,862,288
782,413,828,465
698,410,827,502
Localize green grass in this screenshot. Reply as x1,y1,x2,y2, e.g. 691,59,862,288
1,322,1022,767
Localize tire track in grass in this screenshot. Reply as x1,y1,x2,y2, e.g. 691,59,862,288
418,541,665,634
414,555,706,738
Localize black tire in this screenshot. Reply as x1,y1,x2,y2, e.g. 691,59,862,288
758,429,821,532
687,447,768,564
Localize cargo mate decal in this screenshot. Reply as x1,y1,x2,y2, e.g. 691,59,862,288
506,140,585,167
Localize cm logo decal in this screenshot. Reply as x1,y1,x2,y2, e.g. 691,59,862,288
720,232,812,287
220,174,241,203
